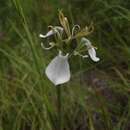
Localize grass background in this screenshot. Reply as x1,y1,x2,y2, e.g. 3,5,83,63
0,0,130,130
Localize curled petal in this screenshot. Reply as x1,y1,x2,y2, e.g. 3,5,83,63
81,37,91,46
88,47,100,62
54,26,63,32
39,30,54,38
41,42,55,50
72,25,81,36
45,51,70,85
59,11,71,37
81,37,100,62
53,26,64,39
39,26,63,38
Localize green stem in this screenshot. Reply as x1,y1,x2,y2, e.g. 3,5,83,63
56,86,62,130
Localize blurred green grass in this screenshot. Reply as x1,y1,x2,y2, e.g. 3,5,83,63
0,0,130,130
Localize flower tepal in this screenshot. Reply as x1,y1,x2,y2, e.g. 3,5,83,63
81,37,100,62
45,51,70,85
39,26,63,38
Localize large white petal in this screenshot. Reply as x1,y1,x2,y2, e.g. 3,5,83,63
88,48,100,62
45,51,70,85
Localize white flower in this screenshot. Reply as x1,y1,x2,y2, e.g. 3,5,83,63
39,26,63,38
45,51,70,85
81,37,100,62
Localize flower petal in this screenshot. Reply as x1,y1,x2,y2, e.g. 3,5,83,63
45,51,70,85
39,26,63,39
54,26,63,32
81,37,100,62
39,30,54,38
88,47,100,62
81,37,91,46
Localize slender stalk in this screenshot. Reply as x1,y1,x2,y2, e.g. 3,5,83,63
56,86,63,130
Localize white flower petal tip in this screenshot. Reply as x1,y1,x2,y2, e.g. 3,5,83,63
45,52,70,85
39,34,46,38
88,48,100,62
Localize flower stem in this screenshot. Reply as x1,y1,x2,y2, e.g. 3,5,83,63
56,86,63,130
